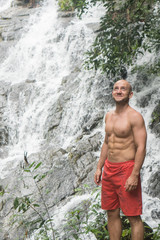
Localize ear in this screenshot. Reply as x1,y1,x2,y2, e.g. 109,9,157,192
112,91,114,97
129,91,133,99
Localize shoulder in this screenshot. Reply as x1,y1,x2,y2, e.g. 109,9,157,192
128,107,145,127
105,110,114,122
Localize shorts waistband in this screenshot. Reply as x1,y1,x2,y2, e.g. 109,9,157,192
106,159,135,165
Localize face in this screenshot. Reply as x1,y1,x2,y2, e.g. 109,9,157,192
112,80,133,104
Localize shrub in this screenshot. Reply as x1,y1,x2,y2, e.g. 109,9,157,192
58,0,74,11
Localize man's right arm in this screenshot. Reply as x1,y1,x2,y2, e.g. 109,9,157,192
94,133,108,185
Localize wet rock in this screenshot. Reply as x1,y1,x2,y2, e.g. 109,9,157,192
0,41,16,64
0,82,10,146
82,111,104,134
136,87,157,108
58,11,75,18
14,0,41,7
43,97,63,137
2,232,10,240
0,1,159,238
86,22,100,33
151,209,160,220
133,70,151,92
137,94,151,108
93,75,114,109
147,169,160,199
0,146,77,238
67,132,102,182
149,101,160,137
0,127,9,146
0,5,39,43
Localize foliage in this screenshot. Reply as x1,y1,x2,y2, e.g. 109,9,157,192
151,111,160,124
63,186,109,239
58,0,74,11
71,0,160,77
0,185,5,197
11,175,160,240
149,101,160,130
12,157,56,240
153,224,160,240
121,217,131,239
63,186,160,240
131,57,160,76
71,0,103,16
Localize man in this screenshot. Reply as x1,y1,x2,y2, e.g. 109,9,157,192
94,79,147,240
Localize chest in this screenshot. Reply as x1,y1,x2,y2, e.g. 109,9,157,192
105,115,132,138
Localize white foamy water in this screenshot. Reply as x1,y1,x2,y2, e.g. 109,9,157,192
127,75,160,228
0,0,160,237
0,0,104,172
0,0,12,12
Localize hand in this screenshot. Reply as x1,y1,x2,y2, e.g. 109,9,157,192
125,174,138,192
94,169,102,186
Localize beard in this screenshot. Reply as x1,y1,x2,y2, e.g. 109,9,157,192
113,95,130,104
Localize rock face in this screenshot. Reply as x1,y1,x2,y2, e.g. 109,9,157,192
0,82,9,146
0,4,107,239
0,1,160,239
14,0,41,6
0,0,40,150
149,101,160,137
148,169,160,199
0,6,37,65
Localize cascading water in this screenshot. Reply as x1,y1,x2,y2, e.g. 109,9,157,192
0,0,104,173
0,0,12,12
127,75,160,228
0,0,160,238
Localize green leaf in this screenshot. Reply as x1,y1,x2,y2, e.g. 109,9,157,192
0,189,5,196
34,162,42,170
33,204,40,207
39,220,45,228
72,0,159,77
29,161,35,168
13,198,19,209
83,184,90,188
75,187,83,192
33,174,39,179
38,174,47,181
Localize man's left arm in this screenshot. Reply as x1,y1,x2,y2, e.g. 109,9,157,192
125,112,147,192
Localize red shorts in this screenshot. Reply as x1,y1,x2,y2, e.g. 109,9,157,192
101,159,142,216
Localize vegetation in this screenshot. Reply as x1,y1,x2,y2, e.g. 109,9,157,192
63,186,109,239
149,101,160,135
63,186,160,240
58,0,74,11
12,157,56,240
11,169,160,240
58,0,160,78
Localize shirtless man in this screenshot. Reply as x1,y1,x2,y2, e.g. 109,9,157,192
94,80,147,240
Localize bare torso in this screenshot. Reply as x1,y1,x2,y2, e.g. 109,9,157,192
105,107,136,162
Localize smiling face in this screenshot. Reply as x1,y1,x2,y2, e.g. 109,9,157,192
112,80,133,104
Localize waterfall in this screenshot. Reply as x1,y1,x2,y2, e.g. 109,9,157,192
0,0,104,171
0,0,160,238
0,0,12,12
127,75,160,228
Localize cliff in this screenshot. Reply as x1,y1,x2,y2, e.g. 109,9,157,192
0,1,160,239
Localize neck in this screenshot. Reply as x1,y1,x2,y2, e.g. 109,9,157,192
115,102,129,114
